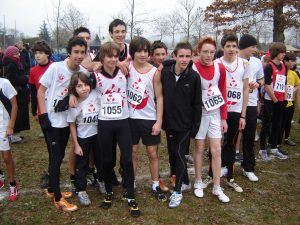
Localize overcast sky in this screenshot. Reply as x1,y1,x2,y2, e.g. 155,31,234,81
0,0,212,40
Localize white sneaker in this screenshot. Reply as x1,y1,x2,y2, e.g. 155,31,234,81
243,170,258,182
212,187,230,203
97,180,106,194
10,135,22,144
225,179,243,193
259,150,271,162
202,176,213,188
221,167,228,177
271,149,288,160
181,183,191,192
193,181,205,198
168,192,183,208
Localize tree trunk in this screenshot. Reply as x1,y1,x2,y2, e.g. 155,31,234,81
273,0,285,42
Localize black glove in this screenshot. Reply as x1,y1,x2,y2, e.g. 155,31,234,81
38,113,51,130
54,95,70,112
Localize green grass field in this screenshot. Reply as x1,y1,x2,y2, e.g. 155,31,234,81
0,117,300,225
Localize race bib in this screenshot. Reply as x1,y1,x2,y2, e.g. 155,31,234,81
202,86,225,111
273,74,286,93
127,80,146,106
286,85,294,101
227,82,242,103
82,101,99,124
100,93,123,119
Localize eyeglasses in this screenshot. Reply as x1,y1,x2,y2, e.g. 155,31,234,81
201,50,216,55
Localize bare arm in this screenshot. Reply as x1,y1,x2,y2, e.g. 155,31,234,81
152,71,163,135
239,78,249,130
7,96,18,136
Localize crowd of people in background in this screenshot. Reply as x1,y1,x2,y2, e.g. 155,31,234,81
0,18,299,217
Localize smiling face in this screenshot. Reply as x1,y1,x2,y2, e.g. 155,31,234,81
75,79,90,100
134,48,149,65
174,48,192,72
69,45,86,66
110,25,126,46
152,48,167,66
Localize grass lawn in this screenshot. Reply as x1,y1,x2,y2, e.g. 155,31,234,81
0,117,300,225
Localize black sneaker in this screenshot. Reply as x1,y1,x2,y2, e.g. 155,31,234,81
122,191,128,201
101,192,114,209
40,172,50,189
152,186,167,202
284,138,296,146
111,170,120,186
128,199,141,217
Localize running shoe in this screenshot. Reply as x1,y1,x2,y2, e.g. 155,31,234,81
225,179,243,193
159,178,169,192
54,198,78,212
77,191,91,206
128,199,141,217
212,186,230,203
194,180,204,198
258,150,271,162
45,190,73,199
271,149,288,160
97,180,106,194
168,192,183,208
0,174,5,189
101,192,114,209
284,138,296,146
243,170,259,182
181,183,191,192
8,184,18,201
152,186,167,202
10,135,22,144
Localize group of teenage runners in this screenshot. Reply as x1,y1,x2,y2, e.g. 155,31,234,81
0,18,298,217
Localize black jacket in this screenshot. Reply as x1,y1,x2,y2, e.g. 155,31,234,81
161,60,202,137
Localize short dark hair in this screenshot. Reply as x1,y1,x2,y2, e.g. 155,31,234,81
283,52,296,62
32,40,52,58
221,33,238,47
68,71,91,97
269,42,286,59
73,27,90,36
150,40,167,56
109,19,127,33
66,37,87,54
173,42,192,56
99,41,120,63
129,37,151,60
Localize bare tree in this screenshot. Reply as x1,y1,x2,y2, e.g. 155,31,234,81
192,7,214,41
177,0,198,41
168,12,181,47
47,0,62,52
60,3,88,33
152,17,169,41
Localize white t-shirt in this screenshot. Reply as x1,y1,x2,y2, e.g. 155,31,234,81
0,78,17,132
39,60,88,128
248,57,264,106
67,90,99,138
216,56,250,113
94,69,129,120
127,63,157,120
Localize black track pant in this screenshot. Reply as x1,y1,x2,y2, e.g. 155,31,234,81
166,129,190,193
47,126,70,202
41,125,52,173
241,106,257,172
279,104,294,144
221,112,240,181
75,134,101,192
98,119,135,199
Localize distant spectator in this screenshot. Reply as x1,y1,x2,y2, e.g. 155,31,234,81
16,41,31,75
2,46,30,143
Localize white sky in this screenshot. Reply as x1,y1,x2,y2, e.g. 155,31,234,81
0,0,212,40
